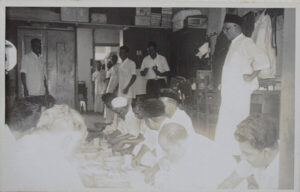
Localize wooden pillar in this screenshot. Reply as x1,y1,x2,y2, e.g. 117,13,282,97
278,8,295,189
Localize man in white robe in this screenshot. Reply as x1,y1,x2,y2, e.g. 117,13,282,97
215,14,270,155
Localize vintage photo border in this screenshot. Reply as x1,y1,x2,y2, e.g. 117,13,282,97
0,0,299,191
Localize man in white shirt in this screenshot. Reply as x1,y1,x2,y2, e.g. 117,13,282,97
118,45,136,103
218,114,279,190
154,123,236,190
92,62,106,113
214,14,270,155
142,88,197,183
140,41,170,98
104,54,119,123
20,38,48,96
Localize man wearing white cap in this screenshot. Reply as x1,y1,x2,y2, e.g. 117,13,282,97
214,14,270,156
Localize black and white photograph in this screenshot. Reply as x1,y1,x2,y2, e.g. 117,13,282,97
0,0,299,191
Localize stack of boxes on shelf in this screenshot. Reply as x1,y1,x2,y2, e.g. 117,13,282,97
150,8,162,27
161,8,173,28
135,8,151,26
135,8,172,28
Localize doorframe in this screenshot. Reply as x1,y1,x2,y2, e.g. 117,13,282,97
17,26,77,108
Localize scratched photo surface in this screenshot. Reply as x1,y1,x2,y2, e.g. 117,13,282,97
1,2,298,191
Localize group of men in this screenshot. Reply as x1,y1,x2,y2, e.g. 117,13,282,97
18,13,280,190
92,41,171,123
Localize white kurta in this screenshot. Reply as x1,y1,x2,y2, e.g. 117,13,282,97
251,12,276,79
157,109,196,167
92,70,106,112
133,68,147,96
155,135,236,190
1,128,84,191
20,51,47,95
118,58,136,99
235,153,279,189
215,34,270,155
106,64,119,94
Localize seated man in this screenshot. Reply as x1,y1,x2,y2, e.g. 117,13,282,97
218,114,279,189
131,98,166,168
142,88,197,182
101,95,144,155
2,105,86,191
152,122,236,189
159,88,195,135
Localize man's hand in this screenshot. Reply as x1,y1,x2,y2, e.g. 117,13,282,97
131,155,142,168
123,87,129,94
45,88,49,96
152,66,160,75
24,88,29,97
140,68,149,76
143,164,160,184
243,74,254,82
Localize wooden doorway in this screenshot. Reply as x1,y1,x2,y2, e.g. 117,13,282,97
17,27,76,107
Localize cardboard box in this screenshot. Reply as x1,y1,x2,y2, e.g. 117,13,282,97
61,8,89,22
136,8,151,16
91,13,107,24
135,15,151,26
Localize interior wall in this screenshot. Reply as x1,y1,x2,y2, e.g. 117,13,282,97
94,28,120,45
278,8,295,189
76,28,93,111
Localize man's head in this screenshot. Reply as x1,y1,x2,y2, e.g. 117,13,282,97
96,61,102,71
111,54,118,64
119,45,129,61
159,88,180,118
147,41,157,59
108,54,118,69
133,98,165,120
158,123,188,162
234,114,279,168
31,38,42,56
223,14,243,41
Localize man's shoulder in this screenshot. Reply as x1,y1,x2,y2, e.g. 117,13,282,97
240,35,255,45
127,58,136,65
142,55,151,61
157,53,166,59
22,52,33,59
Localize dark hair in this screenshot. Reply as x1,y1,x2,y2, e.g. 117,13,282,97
120,45,129,53
147,41,157,49
31,38,41,47
135,98,165,118
159,88,180,103
111,54,118,61
102,93,115,106
234,114,279,151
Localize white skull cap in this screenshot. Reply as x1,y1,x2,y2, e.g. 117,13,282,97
112,97,128,108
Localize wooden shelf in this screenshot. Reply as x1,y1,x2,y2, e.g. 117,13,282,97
8,17,172,30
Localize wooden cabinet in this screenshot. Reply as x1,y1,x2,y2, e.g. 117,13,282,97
250,90,281,124
170,28,209,78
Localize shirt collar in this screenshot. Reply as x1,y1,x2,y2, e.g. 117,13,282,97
231,33,244,44
149,53,159,60
31,51,41,59
122,58,129,64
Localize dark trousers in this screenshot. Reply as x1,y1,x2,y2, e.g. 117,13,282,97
146,79,167,98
